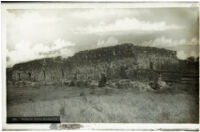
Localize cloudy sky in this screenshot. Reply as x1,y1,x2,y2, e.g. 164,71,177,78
6,8,199,67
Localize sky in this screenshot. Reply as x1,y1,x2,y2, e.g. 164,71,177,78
6,8,199,67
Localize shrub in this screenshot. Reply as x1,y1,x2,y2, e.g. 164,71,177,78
104,87,112,95
116,79,131,89
98,73,107,87
80,92,85,96
69,81,75,86
90,90,95,95
64,81,70,86
88,80,98,88
77,80,89,87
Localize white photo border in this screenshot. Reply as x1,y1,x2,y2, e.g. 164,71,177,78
1,1,200,131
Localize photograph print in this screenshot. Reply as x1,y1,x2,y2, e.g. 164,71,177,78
4,4,199,124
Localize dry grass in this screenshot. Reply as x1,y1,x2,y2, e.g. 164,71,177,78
7,82,198,123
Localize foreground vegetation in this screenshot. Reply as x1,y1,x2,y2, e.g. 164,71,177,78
7,80,198,123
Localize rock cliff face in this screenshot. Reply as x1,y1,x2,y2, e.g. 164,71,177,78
6,43,198,83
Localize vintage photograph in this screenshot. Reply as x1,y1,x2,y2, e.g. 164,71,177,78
4,4,199,124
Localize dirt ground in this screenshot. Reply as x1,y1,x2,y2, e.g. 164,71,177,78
7,81,199,123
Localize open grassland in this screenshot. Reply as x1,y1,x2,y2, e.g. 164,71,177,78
7,81,198,123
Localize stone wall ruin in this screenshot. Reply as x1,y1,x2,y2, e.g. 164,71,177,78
6,43,198,85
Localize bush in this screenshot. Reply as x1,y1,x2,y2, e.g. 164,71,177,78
104,87,112,95
89,80,98,88
98,73,107,87
69,81,75,86
90,90,95,95
77,80,88,87
116,79,132,89
149,81,160,90
80,92,85,96
64,81,71,86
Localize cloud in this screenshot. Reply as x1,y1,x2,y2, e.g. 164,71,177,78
97,37,118,48
177,50,188,60
78,17,183,34
140,36,199,60
190,51,199,58
151,37,186,47
5,8,198,66
7,39,75,67
6,10,61,51
141,36,198,47
71,8,144,20
177,50,198,60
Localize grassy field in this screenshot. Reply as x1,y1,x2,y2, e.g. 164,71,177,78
7,81,199,123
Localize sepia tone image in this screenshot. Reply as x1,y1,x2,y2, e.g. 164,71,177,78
6,7,199,123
